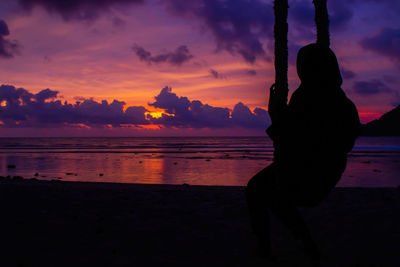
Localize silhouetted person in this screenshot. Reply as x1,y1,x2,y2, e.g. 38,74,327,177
246,43,360,260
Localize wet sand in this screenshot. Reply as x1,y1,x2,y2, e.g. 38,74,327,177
0,179,399,266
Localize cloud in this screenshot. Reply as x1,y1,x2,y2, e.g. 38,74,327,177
112,16,126,28
209,69,219,79
352,79,400,106
132,45,194,66
35,88,58,102
390,92,400,107
18,0,144,21
328,0,354,31
1,84,270,130
341,67,356,80
290,0,353,32
383,75,397,84
287,0,354,53
360,27,400,64
149,86,270,129
163,0,273,63
0,84,148,127
0,20,9,36
164,0,356,64
209,69,226,79
0,20,19,58
352,79,392,95
231,102,269,129
290,1,315,28
245,69,257,76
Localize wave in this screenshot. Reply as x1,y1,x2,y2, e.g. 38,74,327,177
0,137,399,153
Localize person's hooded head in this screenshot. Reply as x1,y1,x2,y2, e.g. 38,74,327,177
297,43,343,88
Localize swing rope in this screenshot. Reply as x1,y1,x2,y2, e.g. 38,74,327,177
313,0,330,47
270,0,289,121
270,0,331,120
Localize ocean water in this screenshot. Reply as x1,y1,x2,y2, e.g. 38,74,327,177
0,136,399,187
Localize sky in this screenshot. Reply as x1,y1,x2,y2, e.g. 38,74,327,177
0,0,399,136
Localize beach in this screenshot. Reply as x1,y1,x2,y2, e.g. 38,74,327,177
1,178,399,266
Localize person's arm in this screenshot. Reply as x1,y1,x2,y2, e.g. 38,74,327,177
266,84,290,143
268,84,288,124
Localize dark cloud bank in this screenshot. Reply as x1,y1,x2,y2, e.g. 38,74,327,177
149,86,269,129
0,85,269,130
10,0,400,67
0,84,148,127
164,0,273,64
12,0,365,65
163,0,355,64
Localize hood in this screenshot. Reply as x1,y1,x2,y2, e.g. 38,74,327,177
296,43,343,88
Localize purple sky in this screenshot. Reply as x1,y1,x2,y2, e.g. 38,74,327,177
0,0,399,136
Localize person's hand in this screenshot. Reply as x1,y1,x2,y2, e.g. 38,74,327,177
268,83,278,122
270,83,277,95
268,83,288,124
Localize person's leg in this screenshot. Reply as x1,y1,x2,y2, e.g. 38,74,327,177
269,193,320,260
246,165,276,258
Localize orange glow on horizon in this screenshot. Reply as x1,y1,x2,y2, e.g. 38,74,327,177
145,111,163,118
69,123,91,129
139,124,162,130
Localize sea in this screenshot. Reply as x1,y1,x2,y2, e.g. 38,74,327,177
0,136,399,187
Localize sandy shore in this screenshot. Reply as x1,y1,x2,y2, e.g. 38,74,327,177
0,179,399,266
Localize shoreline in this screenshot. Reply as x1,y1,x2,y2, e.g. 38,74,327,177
1,179,399,266
2,175,400,189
